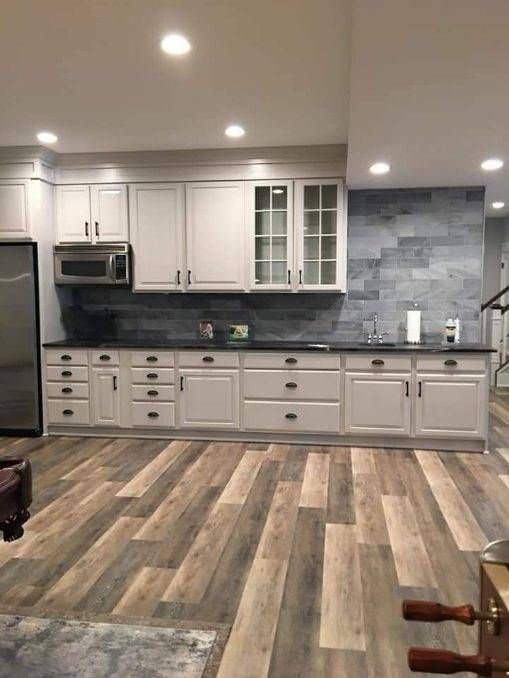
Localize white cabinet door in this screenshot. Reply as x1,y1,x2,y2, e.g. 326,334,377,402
185,182,245,290
415,374,486,439
56,185,91,243
90,367,120,426
246,180,294,290
91,184,128,242
179,369,239,429
0,180,31,239
295,179,345,291
129,183,184,291
344,372,411,436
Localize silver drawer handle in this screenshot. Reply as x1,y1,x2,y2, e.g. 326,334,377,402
285,412,298,419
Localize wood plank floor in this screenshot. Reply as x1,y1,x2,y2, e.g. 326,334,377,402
0,392,508,677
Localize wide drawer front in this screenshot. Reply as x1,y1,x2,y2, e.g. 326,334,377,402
46,349,88,366
244,370,340,401
244,400,340,434
244,352,340,371
46,382,89,399
178,351,239,368
345,354,411,372
91,350,120,366
131,351,174,368
47,399,90,425
131,385,175,402
131,368,174,385
131,402,175,428
416,355,486,372
46,366,89,382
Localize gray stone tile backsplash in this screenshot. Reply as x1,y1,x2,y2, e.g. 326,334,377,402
63,186,485,344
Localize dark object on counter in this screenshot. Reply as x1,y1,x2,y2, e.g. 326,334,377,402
403,539,509,675
0,458,32,542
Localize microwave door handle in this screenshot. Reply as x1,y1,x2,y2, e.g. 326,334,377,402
110,254,116,281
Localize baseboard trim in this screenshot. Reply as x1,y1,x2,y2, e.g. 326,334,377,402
46,426,486,453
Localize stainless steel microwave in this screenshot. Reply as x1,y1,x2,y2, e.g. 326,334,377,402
54,244,130,285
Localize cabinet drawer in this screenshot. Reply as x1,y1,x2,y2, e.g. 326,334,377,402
46,366,89,382
131,368,174,385
47,399,90,425
244,370,340,401
244,352,340,371
244,400,340,434
46,349,88,366
178,351,239,368
131,402,175,428
131,351,174,368
345,354,411,372
91,350,119,366
131,385,175,401
416,355,486,373
46,382,89,399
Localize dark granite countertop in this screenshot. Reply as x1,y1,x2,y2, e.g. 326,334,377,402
42,338,495,353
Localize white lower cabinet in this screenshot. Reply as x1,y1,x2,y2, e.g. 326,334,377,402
244,401,340,434
132,402,175,428
90,367,120,426
344,372,411,436
415,374,486,439
179,369,240,429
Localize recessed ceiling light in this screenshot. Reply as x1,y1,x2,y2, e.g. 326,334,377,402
160,34,191,56
481,158,504,171
37,131,58,144
492,201,505,209
369,162,390,175
225,125,245,138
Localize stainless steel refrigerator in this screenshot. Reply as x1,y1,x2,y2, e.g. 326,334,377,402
0,243,42,435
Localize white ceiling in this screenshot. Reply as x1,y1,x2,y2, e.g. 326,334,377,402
2,0,509,215
347,0,509,216
0,0,351,151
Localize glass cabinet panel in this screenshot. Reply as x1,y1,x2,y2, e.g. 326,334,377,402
299,181,341,288
253,183,291,286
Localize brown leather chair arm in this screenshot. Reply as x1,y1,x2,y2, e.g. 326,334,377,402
0,458,32,509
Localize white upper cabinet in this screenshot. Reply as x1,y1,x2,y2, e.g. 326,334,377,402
247,180,293,290
295,179,345,291
56,184,128,243
185,181,245,291
91,184,128,242
0,179,32,239
129,183,184,292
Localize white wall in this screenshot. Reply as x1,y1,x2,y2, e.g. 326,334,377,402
30,179,68,343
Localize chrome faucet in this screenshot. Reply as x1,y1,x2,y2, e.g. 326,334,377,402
367,313,389,344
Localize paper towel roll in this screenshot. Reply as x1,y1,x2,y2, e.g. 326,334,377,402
407,310,421,343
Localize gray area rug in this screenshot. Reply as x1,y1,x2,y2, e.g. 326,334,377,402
0,614,216,677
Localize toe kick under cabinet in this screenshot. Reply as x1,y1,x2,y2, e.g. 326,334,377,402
43,348,490,452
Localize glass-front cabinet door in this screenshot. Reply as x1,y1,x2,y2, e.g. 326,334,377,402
247,180,293,290
295,179,345,291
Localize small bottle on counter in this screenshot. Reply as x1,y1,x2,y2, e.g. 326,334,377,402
454,316,461,343
445,318,456,343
